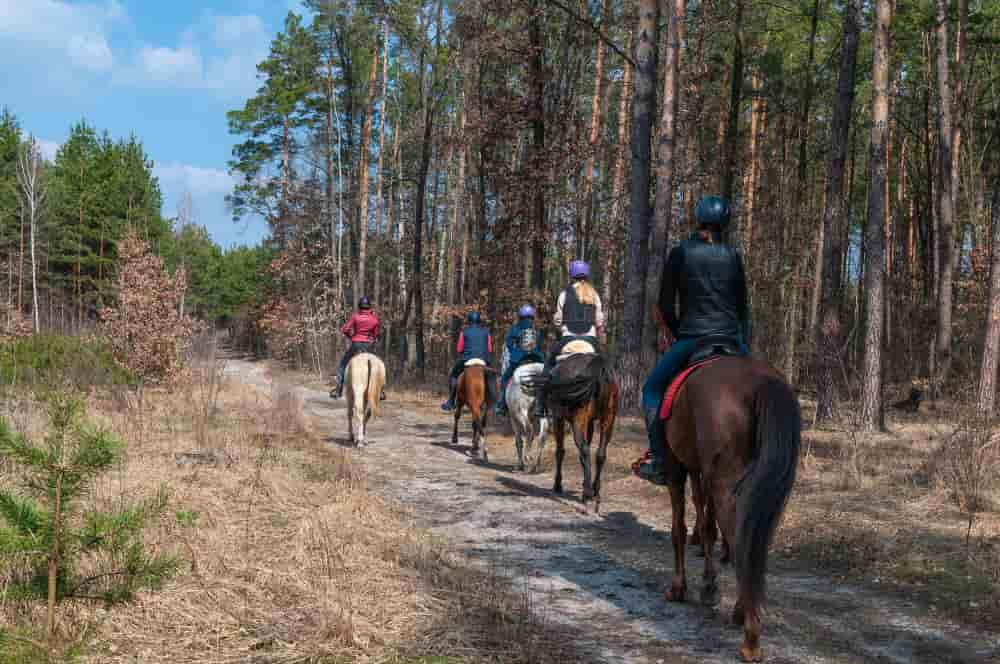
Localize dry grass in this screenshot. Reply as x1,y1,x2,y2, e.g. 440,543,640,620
1,361,581,663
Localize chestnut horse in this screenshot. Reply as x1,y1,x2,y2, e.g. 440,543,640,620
661,356,800,662
535,350,619,513
451,361,496,461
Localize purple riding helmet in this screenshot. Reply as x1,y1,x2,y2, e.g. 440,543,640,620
518,304,536,319
569,260,590,280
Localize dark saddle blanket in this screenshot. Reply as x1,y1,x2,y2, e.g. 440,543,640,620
659,335,745,421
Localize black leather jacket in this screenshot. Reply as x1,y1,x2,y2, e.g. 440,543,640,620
657,234,750,343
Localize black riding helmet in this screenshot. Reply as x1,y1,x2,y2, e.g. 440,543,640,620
695,196,732,228
466,311,481,325
358,296,372,310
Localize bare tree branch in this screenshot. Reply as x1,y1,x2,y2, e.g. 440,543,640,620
546,0,636,69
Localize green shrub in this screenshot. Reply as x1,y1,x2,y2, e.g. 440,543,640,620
0,335,133,388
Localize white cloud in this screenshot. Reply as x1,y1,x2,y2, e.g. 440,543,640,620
0,0,121,72
118,14,267,98
36,139,60,162
154,162,235,198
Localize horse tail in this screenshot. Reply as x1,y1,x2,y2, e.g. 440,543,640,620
364,356,376,418
734,376,801,609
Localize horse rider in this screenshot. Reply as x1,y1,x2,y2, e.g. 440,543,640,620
441,311,495,412
634,195,751,484
533,260,606,419
496,304,546,417
332,296,382,400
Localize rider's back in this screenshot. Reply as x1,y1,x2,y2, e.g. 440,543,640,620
661,235,747,339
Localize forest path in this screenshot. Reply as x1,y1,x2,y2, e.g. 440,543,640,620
227,359,998,664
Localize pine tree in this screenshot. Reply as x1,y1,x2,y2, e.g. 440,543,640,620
0,394,178,644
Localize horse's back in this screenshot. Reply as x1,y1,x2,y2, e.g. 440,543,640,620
346,353,385,410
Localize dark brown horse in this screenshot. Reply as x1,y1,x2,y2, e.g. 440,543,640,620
537,350,619,513
451,362,496,461
661,356,800,662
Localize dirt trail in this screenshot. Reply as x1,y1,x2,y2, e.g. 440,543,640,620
228,360,999,664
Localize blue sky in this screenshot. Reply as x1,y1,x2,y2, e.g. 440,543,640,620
0,0,308,248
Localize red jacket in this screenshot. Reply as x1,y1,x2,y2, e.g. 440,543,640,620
342,310,381,343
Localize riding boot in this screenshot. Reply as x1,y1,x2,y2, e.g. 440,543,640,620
332,377,344,399
635,407,669,485
441,378,458,412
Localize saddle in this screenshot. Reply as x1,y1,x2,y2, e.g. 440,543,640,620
464,358,487,367
556,338,596,363
659,335,745,421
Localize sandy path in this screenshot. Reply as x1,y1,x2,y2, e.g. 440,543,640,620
227,360,999,664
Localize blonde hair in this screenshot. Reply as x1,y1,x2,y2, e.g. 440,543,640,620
572,279,598,305
697,228,717,244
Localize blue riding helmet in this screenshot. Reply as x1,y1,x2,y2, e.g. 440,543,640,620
695,196,732,227
466,311,482,325
518,304,536,319
358,295,372,310
569,260,590,280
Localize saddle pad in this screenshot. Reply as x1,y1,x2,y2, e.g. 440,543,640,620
556,338,596,362
659,357,722,421
464,358,487,367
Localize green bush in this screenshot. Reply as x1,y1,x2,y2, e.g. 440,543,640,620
0,335,133,388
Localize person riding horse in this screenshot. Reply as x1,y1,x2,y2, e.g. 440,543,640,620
496,304,546,417
441,311,495,412
332,296,382,400
533,260,606,419
635,196,751,485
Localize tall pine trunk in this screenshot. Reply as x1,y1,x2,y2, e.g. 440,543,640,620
356,31,380,300
604,35,632,326
623,0,659,359
647,0,685,342
978,186,1000,415
718,0,744,203
860,0,892,431
933,0,956,397
529,0,546,289
375,21,389,237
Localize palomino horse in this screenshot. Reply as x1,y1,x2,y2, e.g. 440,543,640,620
344,353,386,448
535,342,618,513
451,360,496,461
660,356,800,662
506,362,548,472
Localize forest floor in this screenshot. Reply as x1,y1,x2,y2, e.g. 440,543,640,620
229,357,1000,664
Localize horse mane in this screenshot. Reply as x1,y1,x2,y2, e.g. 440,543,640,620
544,353,612,409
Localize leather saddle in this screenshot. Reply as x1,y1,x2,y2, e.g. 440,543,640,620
687,333,744,365
556,338,597,363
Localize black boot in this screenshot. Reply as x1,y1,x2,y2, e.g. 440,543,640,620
635,407,669,485
441,379,458,412
332,377,344,399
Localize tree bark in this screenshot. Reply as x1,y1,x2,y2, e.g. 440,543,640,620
622,0,658,358
860,0,892,432
603,33,632,327
356,29,380,300
580,0,610,260
529,0,547,289
375,21,389,238
933,0,956,397
979,188,1000,415
647,0,685,344
718,0,744,203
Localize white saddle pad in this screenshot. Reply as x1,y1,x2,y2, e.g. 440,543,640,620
464,358,487,367
556,339,596,362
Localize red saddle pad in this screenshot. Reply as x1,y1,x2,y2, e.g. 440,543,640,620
659,357,722,421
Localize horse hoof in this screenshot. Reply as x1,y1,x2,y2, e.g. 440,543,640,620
665,582,687,603
700,580,720,607
738,644,763,662
553,484,563,495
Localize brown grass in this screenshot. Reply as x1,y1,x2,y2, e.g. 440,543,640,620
1,363,585,663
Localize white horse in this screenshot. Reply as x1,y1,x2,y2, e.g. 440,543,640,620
345,353,386,448
506,362,549,472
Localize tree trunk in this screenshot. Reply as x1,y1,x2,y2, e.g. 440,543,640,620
719,0,744,203
581,0,610,259
933,0,956,398
647,0,685,344
604,34,632,324
622,0,658,358
356,30,380,300
451,94,467,308
375,21,389,237
860,0,892,432
529,0,547,289
980,187,1000,414
743,70,765,260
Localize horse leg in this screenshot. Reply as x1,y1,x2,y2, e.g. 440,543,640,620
452,405,461,446
689,473,704,548
574,416,594,504
736,588,763,662
552,418,566,495
531,407,548,473
665,471,689,602
479,409,489,462
513,425,525,471
591,414,613,515
699,480,721,607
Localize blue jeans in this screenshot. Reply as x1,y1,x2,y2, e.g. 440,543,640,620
641,336,748,411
